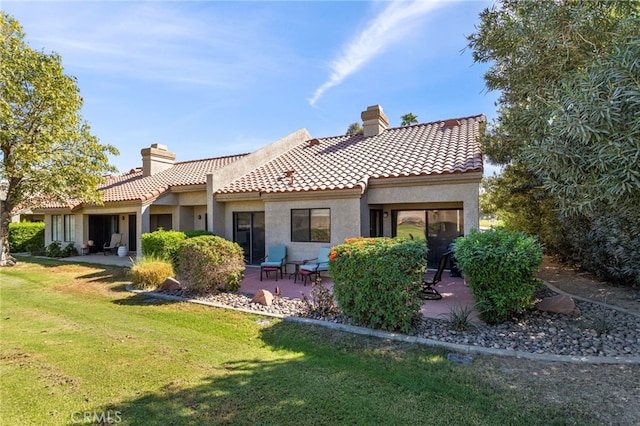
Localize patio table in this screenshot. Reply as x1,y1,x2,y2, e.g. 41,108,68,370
287,260,305,283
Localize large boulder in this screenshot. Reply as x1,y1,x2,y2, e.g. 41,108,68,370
159,277,181,291
536,294,580,316
251,289,274,306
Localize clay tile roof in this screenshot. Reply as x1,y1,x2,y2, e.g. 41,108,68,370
217,115,484,195
97,154,248,203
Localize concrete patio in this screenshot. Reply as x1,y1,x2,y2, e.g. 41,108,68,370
60,253,476,321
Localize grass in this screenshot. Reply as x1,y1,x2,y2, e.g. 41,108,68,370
441,304,478,332
1,257,595,425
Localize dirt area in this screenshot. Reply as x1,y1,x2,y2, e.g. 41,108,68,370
536,256,640,314
474,256,640,425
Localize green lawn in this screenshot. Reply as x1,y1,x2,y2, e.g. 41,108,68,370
1,257,589,425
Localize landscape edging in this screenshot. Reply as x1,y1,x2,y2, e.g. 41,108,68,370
127,286,640,365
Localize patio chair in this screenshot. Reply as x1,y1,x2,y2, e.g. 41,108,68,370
260,245,287,281
423,251,452,300
103,233,122,255
299,247,331,286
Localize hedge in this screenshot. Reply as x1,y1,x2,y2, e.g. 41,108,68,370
454,228,543,324
8,222,45,254
329,237,427,333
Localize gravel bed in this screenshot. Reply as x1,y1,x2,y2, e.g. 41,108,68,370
157,288,640,358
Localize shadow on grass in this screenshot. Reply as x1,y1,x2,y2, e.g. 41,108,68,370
89,321,581,426
13,255,129,282
111,291,181,307
12,254,75,269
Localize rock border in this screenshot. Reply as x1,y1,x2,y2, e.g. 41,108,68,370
127,285,640,365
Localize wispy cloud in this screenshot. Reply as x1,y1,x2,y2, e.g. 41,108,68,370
308,0,449,107
13,2,287,89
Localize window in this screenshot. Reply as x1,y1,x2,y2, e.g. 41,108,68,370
52,214,76,242
391,208,464,268
291,208,330,242
64,215,75,242
51,215,63,242
150,214,172,232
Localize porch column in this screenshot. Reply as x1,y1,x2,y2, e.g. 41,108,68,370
137,203,151,257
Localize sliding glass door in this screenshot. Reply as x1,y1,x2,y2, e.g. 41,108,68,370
233,212,265,265
392,209,463,268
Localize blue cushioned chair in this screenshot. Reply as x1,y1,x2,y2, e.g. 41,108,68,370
299,247,331,285
260,245,287,281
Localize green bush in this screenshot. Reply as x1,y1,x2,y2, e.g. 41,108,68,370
183,230,213,238
454,228,543,324
46,242,64,258
44,241,78,258
130,257,175,290
141,229,187,265
62,242,78,257
8,222,44,253
176,235,245,295
329,237,427,333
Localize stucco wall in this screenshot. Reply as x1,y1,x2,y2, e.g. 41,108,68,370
263,197,362,262
366,179,480,235
177,190,207,206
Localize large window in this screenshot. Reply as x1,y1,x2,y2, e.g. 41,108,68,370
64,214,75,242
392,209,464,268
291,208,330,242
51,215,63,242
51,214,75,242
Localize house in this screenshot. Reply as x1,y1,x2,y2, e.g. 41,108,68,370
34,147,249,254
34,105,484,267
210,105,484,267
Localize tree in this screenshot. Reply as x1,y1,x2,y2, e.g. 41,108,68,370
400,113,418,126
345,122,363,135
467,1,640,285
0,13,118,266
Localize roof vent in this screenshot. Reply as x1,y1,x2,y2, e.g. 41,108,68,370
307,139,320,147
278,170,295,185
441,119,460,128
361,105,389,137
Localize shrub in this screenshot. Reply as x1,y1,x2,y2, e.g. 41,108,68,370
8,222,44,253
441,305,477,332
141,229,186,265
176,235,245,295
183,230,213,238
62,242,78,257
130,257,175,290
454,228,543,324
301,276,338,317
329,237,427,333
46,242,64,258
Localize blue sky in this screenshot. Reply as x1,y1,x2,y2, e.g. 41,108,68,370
3,0,500,175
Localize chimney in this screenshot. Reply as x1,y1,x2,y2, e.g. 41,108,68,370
141,143,176,176
361,105,389,137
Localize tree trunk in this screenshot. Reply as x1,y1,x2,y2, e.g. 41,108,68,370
1,199,16,267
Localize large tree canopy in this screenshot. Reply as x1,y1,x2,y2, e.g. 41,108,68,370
468,1,640,285
0,13,119,265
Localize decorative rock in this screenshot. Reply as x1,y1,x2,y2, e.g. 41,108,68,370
150,287,640,358
536,294,580,316
251,289,274,306
159,277,181,291
447,353,473,364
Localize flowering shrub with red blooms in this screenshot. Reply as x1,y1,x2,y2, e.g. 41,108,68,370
329,237,427,333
